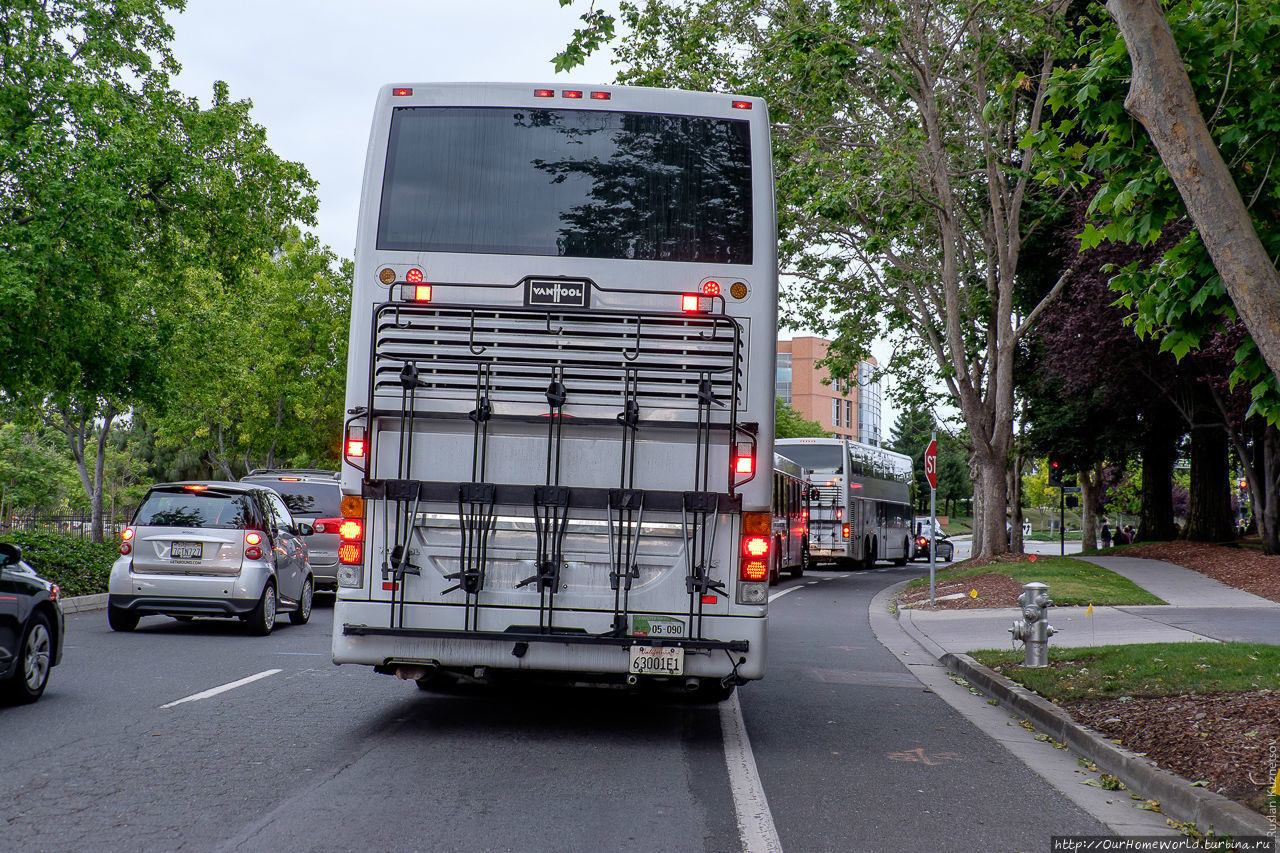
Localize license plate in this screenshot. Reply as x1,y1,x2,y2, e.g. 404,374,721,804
171,541,203,560
631,615,685,638
629,645,684,676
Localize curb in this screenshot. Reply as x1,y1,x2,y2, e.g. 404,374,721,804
891,590,1274,838
61,593,107,614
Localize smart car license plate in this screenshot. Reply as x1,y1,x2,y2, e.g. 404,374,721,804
629,645,684,676
171,541,203,560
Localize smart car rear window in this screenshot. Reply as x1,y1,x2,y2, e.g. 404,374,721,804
134,491,252,529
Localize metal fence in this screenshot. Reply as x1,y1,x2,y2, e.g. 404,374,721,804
3,511,137,539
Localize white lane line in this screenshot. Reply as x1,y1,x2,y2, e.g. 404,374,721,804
160,668,282,709
721,692,782,853
768,585,803,603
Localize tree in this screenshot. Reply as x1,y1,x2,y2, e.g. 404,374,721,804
0,2,319,540
152,232,351,477
775,397,827,439
1105,0,1280,386
554,0,1079,558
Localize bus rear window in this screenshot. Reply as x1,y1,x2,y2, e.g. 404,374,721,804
376,107,752,264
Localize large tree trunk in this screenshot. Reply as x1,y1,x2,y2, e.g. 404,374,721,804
1183,419,1236,542
1078,462,1104,551
1246,421,1280,554
975,447,1010,559
1137,407,1180,541
1107,0,1280,384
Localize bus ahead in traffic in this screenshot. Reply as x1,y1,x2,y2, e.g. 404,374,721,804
775,437,913,569
333,83,778,699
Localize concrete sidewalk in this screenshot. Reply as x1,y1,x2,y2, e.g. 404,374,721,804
898,554,1280,656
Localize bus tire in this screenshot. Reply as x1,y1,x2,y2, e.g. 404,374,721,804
863,538,876,571
893,538,909,566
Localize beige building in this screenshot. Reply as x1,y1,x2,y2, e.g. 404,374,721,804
776,337,881,444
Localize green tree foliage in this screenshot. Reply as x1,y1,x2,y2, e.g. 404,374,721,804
0,423,67,519
0,1,319,540
1038,0,1280,422
553,0,1077,557
775,397,827,438
888,402,971,515
152,231,351,476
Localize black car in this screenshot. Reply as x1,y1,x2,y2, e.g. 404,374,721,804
0,543,65,704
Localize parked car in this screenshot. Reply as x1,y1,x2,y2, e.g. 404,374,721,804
912,519,954,563
239,469,341,591
0,542,65,703
108,482,315,635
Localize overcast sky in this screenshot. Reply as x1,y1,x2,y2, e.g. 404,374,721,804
167,0,901,437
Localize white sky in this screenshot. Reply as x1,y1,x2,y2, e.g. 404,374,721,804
168,0,899,436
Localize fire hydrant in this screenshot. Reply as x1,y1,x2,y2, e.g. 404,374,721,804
1009,581,1057,667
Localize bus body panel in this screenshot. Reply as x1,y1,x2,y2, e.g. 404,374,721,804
337,83,776,687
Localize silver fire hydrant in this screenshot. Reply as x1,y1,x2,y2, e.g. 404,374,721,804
1009,581,1057,667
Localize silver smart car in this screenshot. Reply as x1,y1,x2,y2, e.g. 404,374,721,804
108,482,314,635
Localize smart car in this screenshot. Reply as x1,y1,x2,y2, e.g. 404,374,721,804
0,542,64,703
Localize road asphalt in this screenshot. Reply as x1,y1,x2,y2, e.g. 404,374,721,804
883,554,1279,840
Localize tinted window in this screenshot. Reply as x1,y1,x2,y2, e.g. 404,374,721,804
775,444,844,474
135,492,251,529
377,107,753,263
242,481,339,517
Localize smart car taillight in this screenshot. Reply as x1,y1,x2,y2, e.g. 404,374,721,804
313,517,343,534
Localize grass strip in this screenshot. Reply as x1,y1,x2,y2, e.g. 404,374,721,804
971,641,1280,701
903,555,1164,606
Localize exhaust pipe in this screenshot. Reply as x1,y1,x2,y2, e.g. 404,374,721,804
394,664,431,681
626,674,639,686
684,677,701,693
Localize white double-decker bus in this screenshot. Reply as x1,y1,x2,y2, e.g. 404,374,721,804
775,437,913,569
332,83,777,699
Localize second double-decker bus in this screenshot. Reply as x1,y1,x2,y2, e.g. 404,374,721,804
333,82,777,699
775,437,914,569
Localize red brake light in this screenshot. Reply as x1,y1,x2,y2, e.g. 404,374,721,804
732,100,752,110
183,484,208,492
735,455,754,475
245,545,263,560
534,89,554,98
392,88,413,96
916,536,928,547
119,542,131,555
122,527,135,541
339,519,363,540
563,90,583,99
590,91,610,100
406,268,423,284
702,280,720,296
314,518,343,534
339,542,362,564
346,435,366,458
843,524,850,538
279,477,300,482
743,536,770,558
49,584,59,602
681,294,702,313
246,532,262,546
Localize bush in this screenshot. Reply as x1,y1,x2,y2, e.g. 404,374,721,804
0,530,116,597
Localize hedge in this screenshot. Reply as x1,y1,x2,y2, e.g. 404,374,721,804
0,530,117,597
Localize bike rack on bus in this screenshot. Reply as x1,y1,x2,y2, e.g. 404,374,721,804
355,288,751,650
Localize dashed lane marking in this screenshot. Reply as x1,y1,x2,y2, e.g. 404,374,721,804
160,668,282,709
768,586,803,603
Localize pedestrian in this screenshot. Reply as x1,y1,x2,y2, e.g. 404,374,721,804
1124,524,1136,544
1100,519,1112,549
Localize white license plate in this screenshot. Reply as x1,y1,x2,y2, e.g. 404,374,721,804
628,645,684,676
171,541,203,559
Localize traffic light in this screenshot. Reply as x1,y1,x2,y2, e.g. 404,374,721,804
1048,460,1063,487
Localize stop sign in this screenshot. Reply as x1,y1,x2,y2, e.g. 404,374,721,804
924,438,938,490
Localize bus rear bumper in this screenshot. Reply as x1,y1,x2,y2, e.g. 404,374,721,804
331,604,765,680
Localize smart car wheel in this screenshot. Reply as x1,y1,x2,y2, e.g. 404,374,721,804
3,613,52,704
290,578,313,625
248,582,277,636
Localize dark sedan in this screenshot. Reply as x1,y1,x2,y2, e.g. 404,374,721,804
912,532,954,563
0,542,65,703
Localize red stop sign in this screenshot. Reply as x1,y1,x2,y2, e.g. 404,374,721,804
924,439,938,490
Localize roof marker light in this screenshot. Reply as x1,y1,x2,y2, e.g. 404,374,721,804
590,91,610,100
392,88,413,97
732,100,752,110
562,90,583,99
534,89,555,98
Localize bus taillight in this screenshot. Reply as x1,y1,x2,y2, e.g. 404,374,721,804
734,454,754,476
345,424,366,461
739,512,771,586
842,523,850,539
411,284,432,302
337,498,365,587
702,280,720,296
681,294,703,313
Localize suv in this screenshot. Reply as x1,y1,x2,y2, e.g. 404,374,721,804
108,482,315,635
239,469,342,591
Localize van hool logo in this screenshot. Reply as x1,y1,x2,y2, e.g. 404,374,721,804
525,279,590,308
